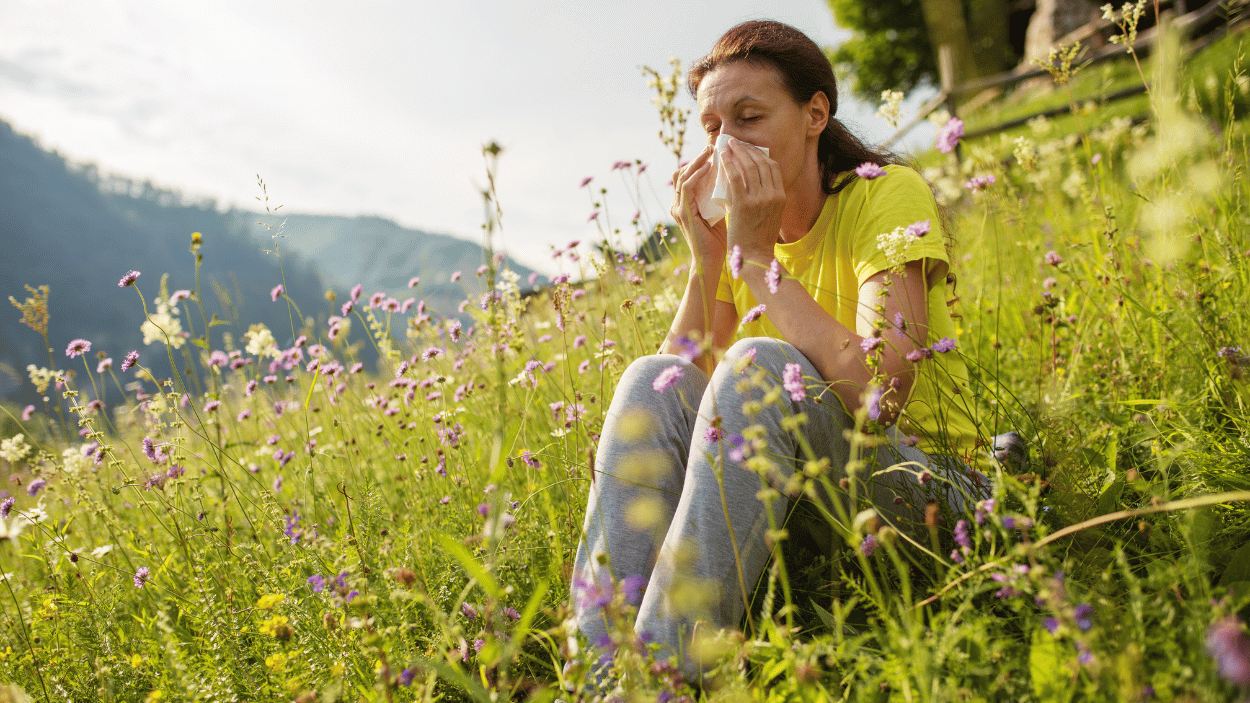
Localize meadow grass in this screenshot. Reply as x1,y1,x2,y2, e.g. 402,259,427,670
2,24,1250,703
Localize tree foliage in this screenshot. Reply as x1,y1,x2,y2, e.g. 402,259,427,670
826,0,936,102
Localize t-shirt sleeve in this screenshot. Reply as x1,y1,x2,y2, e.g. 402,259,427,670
851,167,950,286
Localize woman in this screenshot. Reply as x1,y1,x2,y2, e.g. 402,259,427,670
570,20,984,683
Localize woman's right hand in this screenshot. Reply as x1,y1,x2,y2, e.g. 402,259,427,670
670,144,728,272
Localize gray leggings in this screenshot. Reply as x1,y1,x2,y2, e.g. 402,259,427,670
571,337,978,681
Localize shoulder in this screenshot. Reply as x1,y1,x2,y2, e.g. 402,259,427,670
842,165,934,204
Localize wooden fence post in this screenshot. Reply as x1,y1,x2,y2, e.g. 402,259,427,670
938,44,963,160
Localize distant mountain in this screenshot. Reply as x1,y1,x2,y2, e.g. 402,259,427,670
0,117,530,405
242,212,537,319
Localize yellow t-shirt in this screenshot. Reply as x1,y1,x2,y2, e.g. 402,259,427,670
715,165,982,461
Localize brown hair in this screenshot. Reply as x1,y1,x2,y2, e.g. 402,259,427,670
688,20,901,195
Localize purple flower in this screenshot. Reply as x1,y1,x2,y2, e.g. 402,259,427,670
398,668,416,686
477,503,489,517
1043,617,1060,635
860,336,882,354
954,519,971,549
931,337,956,353
906,348,933,362
461,601,478,620
503,606,520,623
270,284,285,302
203,400,220,413
783,363,805,402
0,497,13,518
865,387,883,421
742,304,766,324
308,574,325,593
855,162,887,179
936,117,964,153
273,475,284,492
905,220,931,238
21,405,34,422
704,426,724,443
65,339,91,358
621,574,647,605
766,258,781,294
450,270,462,282
859,534,878,557
133,566,150,588
27,478,46,497
1044,250,1064,266
1207,616,1250,687
729,245,743,279
118,270,140,287
580,176,593,188
1074,603,1093,631
965,174,996,192
121,350,139,372
169,289,191,304
653,365,684,393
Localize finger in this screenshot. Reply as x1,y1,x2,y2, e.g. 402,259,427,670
729,139,771,192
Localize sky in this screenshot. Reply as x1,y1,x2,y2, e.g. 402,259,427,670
0,0,938,274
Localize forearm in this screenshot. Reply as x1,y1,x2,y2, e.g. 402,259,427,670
737,252,914,421
659,257,723,375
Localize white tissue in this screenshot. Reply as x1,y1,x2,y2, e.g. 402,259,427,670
696,134,769,225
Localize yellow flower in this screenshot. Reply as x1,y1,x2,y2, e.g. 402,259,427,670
255,593,286,610
130,653,144,668
265,652,287,670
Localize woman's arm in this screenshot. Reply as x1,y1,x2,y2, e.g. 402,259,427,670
735,254,930,423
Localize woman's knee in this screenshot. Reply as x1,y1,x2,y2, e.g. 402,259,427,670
720,337,808,378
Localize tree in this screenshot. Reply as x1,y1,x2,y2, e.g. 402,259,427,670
826,0,1015,102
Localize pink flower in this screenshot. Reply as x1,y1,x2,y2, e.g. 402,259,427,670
408,276,420,288
450,271,462,282
931,337,957,353
1206,616,1250,688
652,365,684,393
855,162,887,179
169,289,191,303
270,284,285,302
120,350,139,371
905,220,931,238
133,566,150,588
936,117,964,154
203,399,220,413
965,174,996,192
21,405,35,421
118,270,140,287
766,258,781,294
783,363,805,401
587,211,600,222
861,336,882,353
580,176,593,188
741,304,766,323
65,339,91,358
729,245,743,279
350,284,363,302
1044,250,1064,266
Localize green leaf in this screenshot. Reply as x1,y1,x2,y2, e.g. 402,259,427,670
1097,477,1126,515
436,533,503,601
811,600,837,631
1218,541,1250,586
1029,628,1072,703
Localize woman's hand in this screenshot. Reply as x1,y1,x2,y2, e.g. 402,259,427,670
721,137,786,260
670,144,728,272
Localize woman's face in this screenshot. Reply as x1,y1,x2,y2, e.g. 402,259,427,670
696,60,826,192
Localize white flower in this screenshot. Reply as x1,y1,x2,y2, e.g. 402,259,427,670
26,365,60,394
61,446,93,475
90,544,115,558
0,515,29,541
140,299,185,349
876,90,904,128
19,502,48,525
0,434,31,463
244,323,279,359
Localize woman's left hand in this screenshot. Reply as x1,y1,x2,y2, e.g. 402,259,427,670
721,137,786,259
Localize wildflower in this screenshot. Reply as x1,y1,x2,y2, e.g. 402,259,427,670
931,337,956,353
729,245,743,279
936,117,964,153
141,437,158,462
236,410,251,422
461,601,478,620
742,304,766,323
860,336,882,354
270,284,285,301
21,405,34,421
451,271,462,282
0,434,31,463
341,300,354,316
704,426,724,443
421,346,443,361
905,220,931,238
965,174,996,192
766,258,781,294
503,605,521,623
369,291,385,308
1074,603,1094,631
859,534,878,557
0,497,12,518
954,519,972,549
256,593,286,610
783,363,805,402
408,276,421,288
118,270,140,287
169,289,191,303
1207,616,1250,687
653,365,684,393
133,566,150,588
580,176,593,188
65,339,91,358
877,89,904,127
578,360,591,374
587,211,600,222
1043,617,1060,635
856,162,887,179
203,400,220,413
398,669,416,686
573,334,587,349
27,478,46,497
1044,250,1064,266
